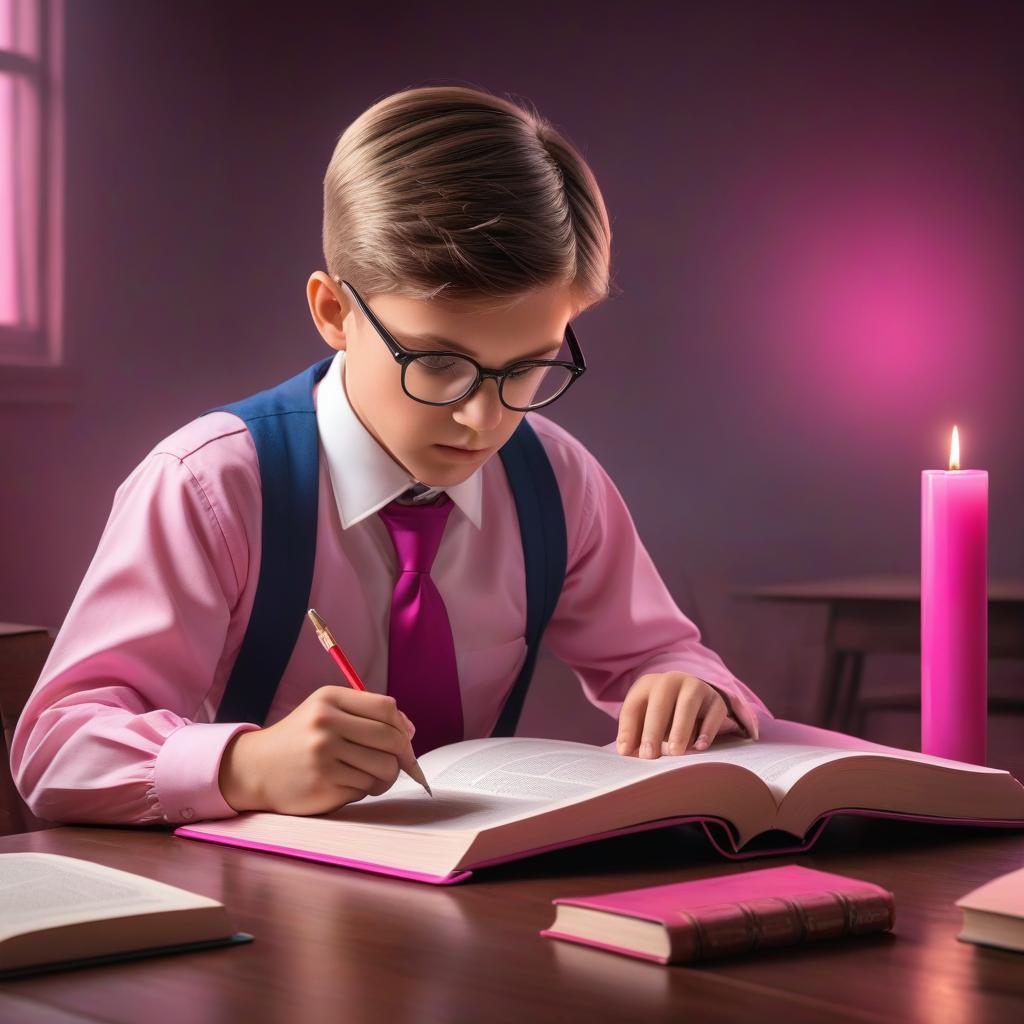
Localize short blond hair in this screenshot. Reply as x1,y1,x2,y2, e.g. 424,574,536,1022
322,85,613,313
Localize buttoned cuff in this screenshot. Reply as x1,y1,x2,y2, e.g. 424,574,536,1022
154,721,262,824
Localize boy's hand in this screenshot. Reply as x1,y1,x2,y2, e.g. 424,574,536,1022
219,686,417,816
616,672,742,758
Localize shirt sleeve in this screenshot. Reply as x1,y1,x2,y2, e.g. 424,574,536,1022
10,446,262,827
540,438,773,741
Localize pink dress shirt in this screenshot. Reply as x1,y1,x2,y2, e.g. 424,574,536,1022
11,352,772,827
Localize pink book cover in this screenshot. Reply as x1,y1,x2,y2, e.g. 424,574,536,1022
539,864,895,963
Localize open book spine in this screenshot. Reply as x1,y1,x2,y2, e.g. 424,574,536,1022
542,888,895,965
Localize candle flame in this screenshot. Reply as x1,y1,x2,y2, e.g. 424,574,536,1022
949,425,960,471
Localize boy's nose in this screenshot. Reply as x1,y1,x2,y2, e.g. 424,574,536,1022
452,377,503,433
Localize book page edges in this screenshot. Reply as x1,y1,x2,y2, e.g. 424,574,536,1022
175,762,775,878
539,928,669,964
774,760,1024,838
458,763,778,866
173,827,474,884
0,904,235,972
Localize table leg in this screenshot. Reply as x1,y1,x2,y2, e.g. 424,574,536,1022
819,649,848,729
837,652,865,733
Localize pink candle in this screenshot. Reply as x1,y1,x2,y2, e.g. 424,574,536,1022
921,426,988,764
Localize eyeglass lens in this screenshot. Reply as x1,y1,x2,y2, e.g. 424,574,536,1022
404,353,574,409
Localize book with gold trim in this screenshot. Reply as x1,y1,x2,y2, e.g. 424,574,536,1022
541,864,895,963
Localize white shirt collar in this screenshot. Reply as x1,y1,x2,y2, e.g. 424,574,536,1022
315,350,484,531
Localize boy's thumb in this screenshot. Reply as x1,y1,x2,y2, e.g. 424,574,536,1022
399,710,416,738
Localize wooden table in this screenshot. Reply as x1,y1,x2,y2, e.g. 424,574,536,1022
3,818,1024,1023
733,576,1024,733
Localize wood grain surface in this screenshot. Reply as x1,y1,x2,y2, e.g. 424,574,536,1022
2,816,1024,1024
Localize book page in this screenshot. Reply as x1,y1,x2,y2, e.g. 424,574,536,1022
336,738,706,833
430,738,674,797
330,720,1016,836
749,718,1009,799
412,720,1011,808
0,853,219,937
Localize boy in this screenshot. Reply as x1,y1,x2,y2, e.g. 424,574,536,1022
12,85,771,827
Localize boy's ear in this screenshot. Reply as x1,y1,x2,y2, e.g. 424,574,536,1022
306,271,352,351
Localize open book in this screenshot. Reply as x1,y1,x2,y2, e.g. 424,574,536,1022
174,718,1024,885
0,852,252,978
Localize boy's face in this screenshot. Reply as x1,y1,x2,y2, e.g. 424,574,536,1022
306,273,578,487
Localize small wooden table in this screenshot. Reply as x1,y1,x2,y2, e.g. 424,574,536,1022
732,576,1024,732
3,819,1024,1022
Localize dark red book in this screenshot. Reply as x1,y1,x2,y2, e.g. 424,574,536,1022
540,864,894,963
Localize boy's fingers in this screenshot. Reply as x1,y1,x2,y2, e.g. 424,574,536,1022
639,679,685,759
663,682,706,755
616,690,647,755
327,686,404,727
333,737,402,787
693,696,730,751
327,759,379,794
336,707,415,760
394,737,424,778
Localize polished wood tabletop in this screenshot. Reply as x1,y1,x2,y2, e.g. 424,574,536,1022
2,817,1024,1024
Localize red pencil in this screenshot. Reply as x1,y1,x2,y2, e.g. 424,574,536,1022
305,607,432,797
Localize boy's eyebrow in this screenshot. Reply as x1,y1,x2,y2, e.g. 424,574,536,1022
398,331,564,363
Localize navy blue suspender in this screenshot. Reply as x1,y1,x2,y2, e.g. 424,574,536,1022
204,357,567,738
489,412,567,736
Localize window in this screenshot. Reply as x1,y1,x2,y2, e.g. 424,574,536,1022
0,0,63,379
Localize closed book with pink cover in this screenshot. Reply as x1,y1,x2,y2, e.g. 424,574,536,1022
540,864,895,963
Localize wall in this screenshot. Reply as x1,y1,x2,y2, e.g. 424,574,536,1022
2,0,1022,748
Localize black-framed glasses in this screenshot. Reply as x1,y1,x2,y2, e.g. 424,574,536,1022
334,276,587,412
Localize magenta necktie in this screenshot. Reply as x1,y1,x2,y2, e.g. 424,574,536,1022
377,492,464,756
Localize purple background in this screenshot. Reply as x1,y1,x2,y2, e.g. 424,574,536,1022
3,0,1022,753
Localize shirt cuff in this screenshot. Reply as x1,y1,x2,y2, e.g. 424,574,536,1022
153,721,262,824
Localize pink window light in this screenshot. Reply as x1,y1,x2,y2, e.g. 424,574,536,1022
1,0,42,330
